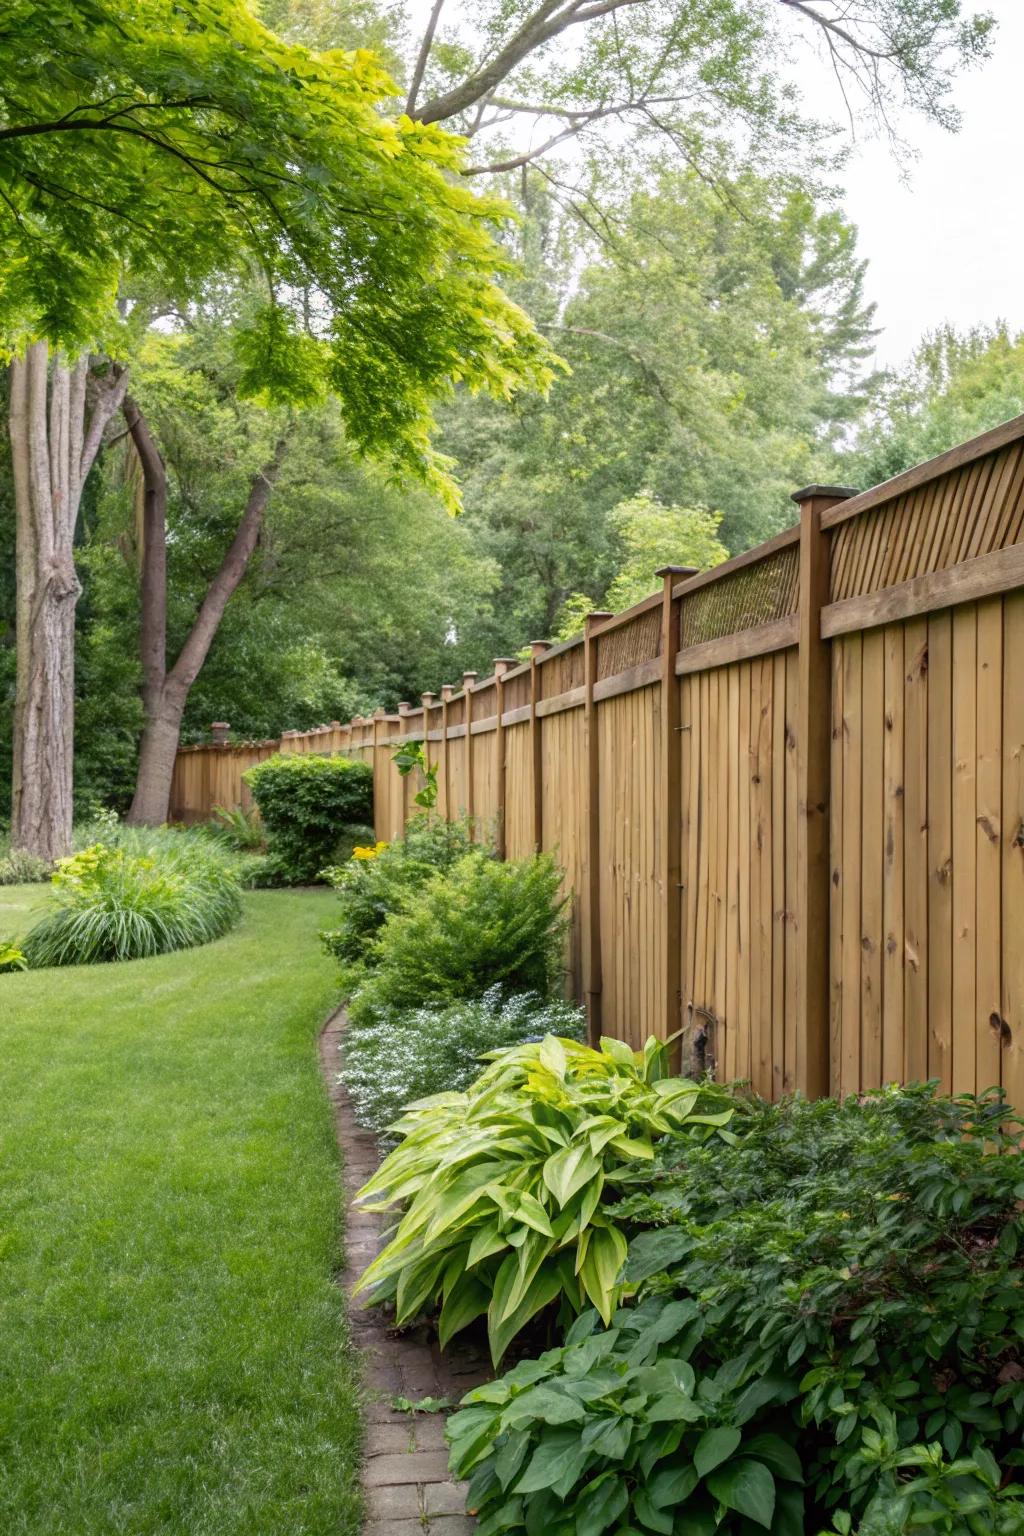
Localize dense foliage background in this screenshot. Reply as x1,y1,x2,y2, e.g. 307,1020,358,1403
0,0,1013,823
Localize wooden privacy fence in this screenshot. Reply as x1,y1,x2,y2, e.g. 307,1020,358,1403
169,720,377,823
173,415,1024,1110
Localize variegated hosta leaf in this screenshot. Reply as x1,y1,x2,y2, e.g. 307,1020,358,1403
352,1033,735,1360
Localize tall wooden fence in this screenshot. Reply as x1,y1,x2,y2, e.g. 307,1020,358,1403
173,416,1024,1109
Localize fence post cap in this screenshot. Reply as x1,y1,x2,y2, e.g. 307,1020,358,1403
372,708,386,719
493,657,517,676
440,683,454,701
529,640,552,657
790,484,859,505
421,691,437,706
461,671,478,688
397,701,411,715
654,564,699,578
584,610,614,632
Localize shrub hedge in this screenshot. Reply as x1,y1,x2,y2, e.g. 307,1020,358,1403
322,816,479,970
347,850,569,1021
243,753,373,883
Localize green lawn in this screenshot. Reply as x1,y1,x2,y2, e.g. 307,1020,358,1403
0,886,361,1536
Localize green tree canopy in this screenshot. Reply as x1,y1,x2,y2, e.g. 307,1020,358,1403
0,0,556,497
841,325,1024,488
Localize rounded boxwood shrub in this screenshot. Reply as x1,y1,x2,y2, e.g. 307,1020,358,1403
22,840,242,966
243,753,373,884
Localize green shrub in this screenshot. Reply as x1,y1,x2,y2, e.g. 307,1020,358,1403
321,816,479,969
22,838,242,966
243,752,373,884
0,939,27,972
342,984,586,1138
354,1035,735,1363
451,1086,1024,1535
348,851,569,1020
0,847,52,885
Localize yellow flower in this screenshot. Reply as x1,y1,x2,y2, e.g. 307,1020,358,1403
351,840,389,862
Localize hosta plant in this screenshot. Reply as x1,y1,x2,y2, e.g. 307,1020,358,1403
0,940,27,973
354,1035,735,1363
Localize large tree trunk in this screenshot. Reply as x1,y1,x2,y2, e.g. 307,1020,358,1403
124,401,290,825
8,344,127,859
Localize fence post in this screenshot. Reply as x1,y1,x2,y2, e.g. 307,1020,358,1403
530,641,551,852
493,660,515,857
371,711,385,841
440,684,453,822
396,703,411,830
792,485,857,1097
656,567,698,1054
584,611,613,1042
462,672,478,834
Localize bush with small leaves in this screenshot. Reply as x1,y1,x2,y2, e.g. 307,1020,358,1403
348,850,569,1020
243,753,373,883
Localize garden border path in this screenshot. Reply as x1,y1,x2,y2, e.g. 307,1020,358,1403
319,1010,488,1536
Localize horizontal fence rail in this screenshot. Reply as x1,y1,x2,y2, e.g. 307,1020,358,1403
173,416,1024,1110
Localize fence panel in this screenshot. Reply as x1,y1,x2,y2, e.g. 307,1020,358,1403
172,414,1024,1106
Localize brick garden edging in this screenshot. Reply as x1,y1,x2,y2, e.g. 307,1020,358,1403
319,1011,490,1536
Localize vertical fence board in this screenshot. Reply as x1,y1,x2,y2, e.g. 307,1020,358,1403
1002,592,1024,1112
927,612,954,1092
881,626,905,1083
903,618,930,1082
951,606,978,1093
860,629,885,1089
975,599,1003,1093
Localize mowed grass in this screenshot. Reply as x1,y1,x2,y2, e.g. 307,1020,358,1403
0,886,361,1536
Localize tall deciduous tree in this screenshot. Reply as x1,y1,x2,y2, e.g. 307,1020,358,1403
0,0,556,849
7,347,128,857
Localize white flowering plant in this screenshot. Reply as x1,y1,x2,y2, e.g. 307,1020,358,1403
342,984,586,1139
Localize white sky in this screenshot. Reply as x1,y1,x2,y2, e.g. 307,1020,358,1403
811,0,1023,369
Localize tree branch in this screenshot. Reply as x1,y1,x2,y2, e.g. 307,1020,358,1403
167,434,292,697
405,0,447,116
417,0,645,125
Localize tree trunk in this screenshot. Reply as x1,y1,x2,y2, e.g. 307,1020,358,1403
124,404,290,826
8,344,127,860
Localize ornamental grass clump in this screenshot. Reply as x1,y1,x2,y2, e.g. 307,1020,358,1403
0,847,52,885
342,985,587,1138
354,1035,735,1364
22,839,242,967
